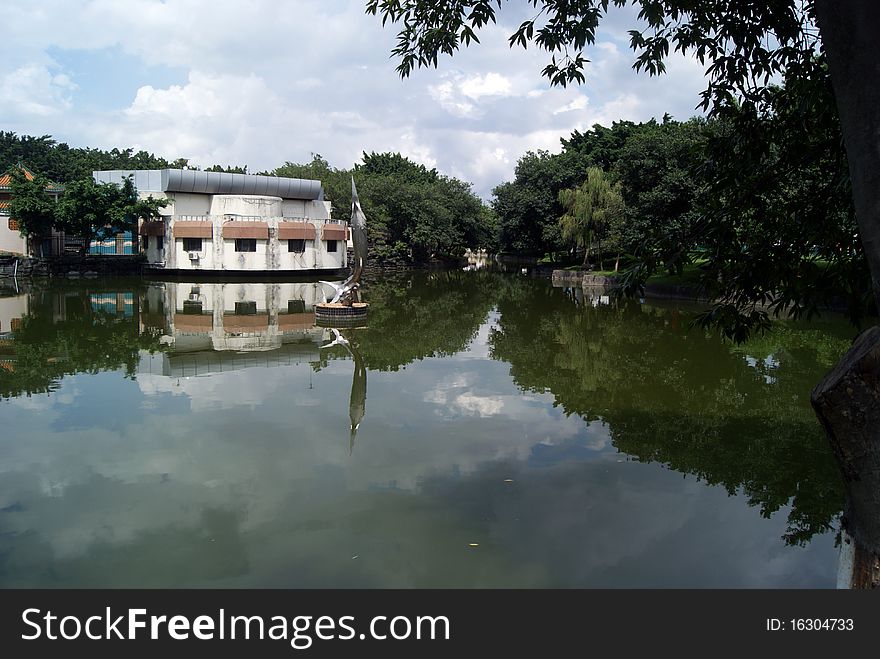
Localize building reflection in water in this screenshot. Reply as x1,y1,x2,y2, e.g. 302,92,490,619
138,281,366,449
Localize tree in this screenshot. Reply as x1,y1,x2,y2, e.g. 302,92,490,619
7,170,58,251
206,164,248,174
558,167,624,269
271,154,350,220
269,152,495,262
55,176,166,255
367,0,880,586
492,150,580,256
612,117,708,277
352,152,493,263
365,1,875,303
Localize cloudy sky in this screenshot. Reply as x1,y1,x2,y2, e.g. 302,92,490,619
2,0,709,198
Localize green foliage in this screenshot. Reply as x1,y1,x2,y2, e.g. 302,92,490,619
55,176,167,253
558,166,624,268
7,170,57,239
612,117,709,275
487,281,850,545
271,153,352,220
0,132,178,183
368,1,875,337
492,150,581,255
492,97,869,336
367,1,820,109
0,283,165,399
561,120,645,169
330,270,502,370
492,119,702,265
692,65,872,336
274,152,497,264
205,164,248,174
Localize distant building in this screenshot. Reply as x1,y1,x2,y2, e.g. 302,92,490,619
93,169,348,274
0,165,63,256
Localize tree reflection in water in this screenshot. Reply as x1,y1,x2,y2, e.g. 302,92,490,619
0,272,854,548
489,278,853,546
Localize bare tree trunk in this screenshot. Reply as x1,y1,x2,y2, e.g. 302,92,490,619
815,1,880,311
811,327,880,589
614,253,620,272
813,1,880,588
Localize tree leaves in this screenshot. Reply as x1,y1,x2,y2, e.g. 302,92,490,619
368,1,822,112
7,170,58,240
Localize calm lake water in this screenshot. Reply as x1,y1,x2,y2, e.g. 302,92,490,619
0,270,855,587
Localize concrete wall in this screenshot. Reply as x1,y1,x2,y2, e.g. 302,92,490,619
0,217,27,255
171,234,216,270
277,239,317,270
162,217,346,272
220,238,269,271
282,199,332,220
142,233,166,264
282,199,307,218
210,195,282,217
168,192,211,217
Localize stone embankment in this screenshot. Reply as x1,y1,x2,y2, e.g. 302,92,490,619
0,255,146,279
551,269,708,301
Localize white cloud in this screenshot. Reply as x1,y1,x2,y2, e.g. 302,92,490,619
0,0,710,197
0,64,76,118
460,72,513,100
454,392,504,417
553,96,589,114
428,81,477,118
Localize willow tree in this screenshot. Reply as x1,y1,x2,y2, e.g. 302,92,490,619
367,0,880,587
558,167,624,270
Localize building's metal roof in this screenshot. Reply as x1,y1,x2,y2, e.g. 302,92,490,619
93,169,324,201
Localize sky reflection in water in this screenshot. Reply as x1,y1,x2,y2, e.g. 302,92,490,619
0,272,854,587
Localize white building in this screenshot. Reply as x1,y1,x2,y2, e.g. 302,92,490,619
93,169,348,274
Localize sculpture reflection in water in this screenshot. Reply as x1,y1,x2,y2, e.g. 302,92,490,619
321,328,367,454
140,280,369,452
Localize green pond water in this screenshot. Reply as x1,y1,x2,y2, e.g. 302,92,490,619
0,270,857,587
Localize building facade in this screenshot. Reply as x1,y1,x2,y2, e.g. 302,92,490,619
94,169,347,274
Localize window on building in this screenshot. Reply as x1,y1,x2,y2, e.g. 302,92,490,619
288,238,305,253
8,218,19,231
182,238,202,252
234,301,257,315
156,235,164,251
235,238,257,252
326,240,338,253
288,300,305,313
